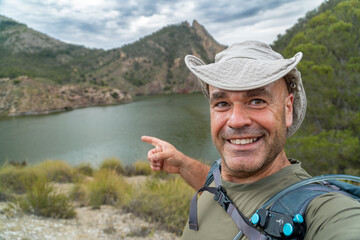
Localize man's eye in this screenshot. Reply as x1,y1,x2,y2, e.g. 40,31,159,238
250,99,266,106
214,102,229,108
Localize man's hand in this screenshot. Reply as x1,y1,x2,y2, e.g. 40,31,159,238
141,135,184,174
141,135,210,191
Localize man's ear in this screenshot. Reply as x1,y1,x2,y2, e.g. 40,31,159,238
285,93,294,128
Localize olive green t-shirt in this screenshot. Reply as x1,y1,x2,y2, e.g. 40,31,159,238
182,161,360,239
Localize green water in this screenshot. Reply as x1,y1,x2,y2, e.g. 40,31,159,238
0,93,219,167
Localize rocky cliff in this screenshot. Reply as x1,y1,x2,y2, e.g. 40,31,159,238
0,76,131,116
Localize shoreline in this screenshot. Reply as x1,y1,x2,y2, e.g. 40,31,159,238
2,99,133,118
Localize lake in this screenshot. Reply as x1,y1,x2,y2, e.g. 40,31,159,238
0,93,219,167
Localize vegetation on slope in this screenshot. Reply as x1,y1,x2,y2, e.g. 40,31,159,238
272,0,360,175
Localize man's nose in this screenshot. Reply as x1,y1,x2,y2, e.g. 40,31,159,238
227,104,252,129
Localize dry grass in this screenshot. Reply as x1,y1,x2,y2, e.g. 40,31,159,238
126,176,194,235
0,165,41,193
99,157,124,175
36,160,76,183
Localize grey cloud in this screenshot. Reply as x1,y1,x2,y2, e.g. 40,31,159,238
193,0,300,24
0,0,324,49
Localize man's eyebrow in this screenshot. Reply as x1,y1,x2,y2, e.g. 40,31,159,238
210,91,228,102
245,87,273,100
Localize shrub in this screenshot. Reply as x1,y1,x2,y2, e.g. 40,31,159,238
99,157,124,175
36,160,75,182
127,176,194,235
133,161,152,176
75,163,94,177
70,182,88,206
0,165,40,193
20,176,76,219
87,169,131,208
124,164,136,176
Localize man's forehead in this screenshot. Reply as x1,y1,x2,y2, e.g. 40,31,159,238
209,83,275,99
208,79,288,100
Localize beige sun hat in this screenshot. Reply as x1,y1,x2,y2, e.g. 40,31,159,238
184,40,307,137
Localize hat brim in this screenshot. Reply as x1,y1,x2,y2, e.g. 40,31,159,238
185,53,302,91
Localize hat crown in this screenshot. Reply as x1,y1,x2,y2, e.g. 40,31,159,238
215,41,284,63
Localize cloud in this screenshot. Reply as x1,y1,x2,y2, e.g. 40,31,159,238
0,0,325,49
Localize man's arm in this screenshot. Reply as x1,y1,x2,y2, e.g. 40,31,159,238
141,136,210,191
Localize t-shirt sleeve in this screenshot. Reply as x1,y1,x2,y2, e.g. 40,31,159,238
304,192,360,240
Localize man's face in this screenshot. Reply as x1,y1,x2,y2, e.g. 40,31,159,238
209,79,294,179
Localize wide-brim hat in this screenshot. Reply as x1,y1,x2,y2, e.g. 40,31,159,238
184,40,307,137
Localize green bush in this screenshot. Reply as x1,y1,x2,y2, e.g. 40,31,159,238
123,161,152,176
124,164,136,176
99,157,124,175
133,161,152,176
0,165,40,193
20,176,76,219
70,182,88,206
36,160,75,182
87,169,131,208
75,163,94,177
127,176,194,235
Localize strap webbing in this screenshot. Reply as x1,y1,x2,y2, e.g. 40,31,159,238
188,167,268,240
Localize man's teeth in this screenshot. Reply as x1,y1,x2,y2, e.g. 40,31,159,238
230,138,258,145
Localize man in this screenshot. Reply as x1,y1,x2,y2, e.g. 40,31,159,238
141,41,360,239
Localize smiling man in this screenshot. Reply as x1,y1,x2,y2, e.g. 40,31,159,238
141,41,360,239
208,80,292,183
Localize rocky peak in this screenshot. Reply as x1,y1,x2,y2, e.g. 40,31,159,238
191,20,225,59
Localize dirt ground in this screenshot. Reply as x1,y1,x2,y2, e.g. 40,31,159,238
0,203,180,240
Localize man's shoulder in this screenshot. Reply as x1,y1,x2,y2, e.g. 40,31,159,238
304,192,360,240
307,191,360,214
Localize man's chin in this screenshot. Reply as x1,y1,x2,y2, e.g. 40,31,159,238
222,155,262,173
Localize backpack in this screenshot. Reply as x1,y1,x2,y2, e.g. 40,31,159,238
188,159,360,240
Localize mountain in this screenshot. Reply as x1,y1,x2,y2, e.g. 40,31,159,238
0,17,225,116
94,20,225,95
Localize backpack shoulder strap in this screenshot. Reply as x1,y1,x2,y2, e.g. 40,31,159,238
203,158,221,187
251,175,360,239
260,174,360,210
189,160,269,240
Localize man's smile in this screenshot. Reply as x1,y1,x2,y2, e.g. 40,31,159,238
228,137,259,145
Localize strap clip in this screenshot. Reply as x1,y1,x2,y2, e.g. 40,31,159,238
214,185,232,211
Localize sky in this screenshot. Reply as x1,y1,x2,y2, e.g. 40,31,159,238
0,0,325,50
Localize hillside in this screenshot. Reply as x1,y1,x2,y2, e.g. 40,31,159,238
272,0,360,175
90,20,225,95
0,16,105,83
0,17,224,116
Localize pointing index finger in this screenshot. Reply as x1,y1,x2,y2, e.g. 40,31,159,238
141,136,163,147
